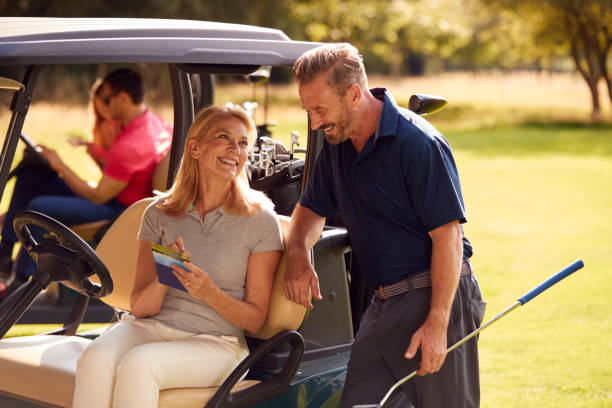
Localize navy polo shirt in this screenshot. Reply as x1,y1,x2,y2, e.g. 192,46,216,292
300,88,472,287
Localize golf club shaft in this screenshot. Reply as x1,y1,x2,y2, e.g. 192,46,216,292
379,259,584,407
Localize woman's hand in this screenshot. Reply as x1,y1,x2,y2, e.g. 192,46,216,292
172,261,216,300
171,250,280,333
168,236,191,260
67,137,89,147
40,145,65,172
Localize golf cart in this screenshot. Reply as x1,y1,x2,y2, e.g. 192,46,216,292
0,17,446,408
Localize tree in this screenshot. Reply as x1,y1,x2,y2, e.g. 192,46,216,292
480,0,612,119
285,0,398,72
557,0,612,119
285,0,489,75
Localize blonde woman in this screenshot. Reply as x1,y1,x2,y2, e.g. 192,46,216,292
68,78,121,168
73,104,283,408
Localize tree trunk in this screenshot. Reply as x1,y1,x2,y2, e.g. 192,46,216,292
599,38,612,109
587,78,602,120
597,0,612,109
601,56,612,110
568,38,602,118
564,2,603,119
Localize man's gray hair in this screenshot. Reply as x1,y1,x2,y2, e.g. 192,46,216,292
293,43,367,95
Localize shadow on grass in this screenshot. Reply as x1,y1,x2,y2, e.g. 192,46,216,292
442,119,612,157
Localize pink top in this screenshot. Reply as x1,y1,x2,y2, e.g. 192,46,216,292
104,110,172,206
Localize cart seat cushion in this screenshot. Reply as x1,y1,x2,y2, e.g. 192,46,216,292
94,197,156,312
152,151,170,192
0,334,90,407
250,213,307,339
70,219,110,243
0,334,260,408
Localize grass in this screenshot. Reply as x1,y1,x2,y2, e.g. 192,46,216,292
1,71,611,406
6,323,108,338
457,151,612,407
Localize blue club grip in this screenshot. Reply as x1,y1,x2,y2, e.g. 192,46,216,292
518,260,584,305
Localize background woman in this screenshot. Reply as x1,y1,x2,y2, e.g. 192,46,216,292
0,79,118,260
73,104,283,408
69,78,122,168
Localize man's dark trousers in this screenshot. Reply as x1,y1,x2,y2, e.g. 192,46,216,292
340,272,486,408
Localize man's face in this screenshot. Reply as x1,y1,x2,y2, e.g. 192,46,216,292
299,74,354,145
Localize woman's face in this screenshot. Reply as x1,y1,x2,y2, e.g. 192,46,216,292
191,115,250,183
93,94,113,121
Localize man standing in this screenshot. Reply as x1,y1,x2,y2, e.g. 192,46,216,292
284,43,486,407
0,68,171,287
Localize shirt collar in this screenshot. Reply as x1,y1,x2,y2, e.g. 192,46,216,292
187,203,227,221
121,109,150,132
370,87,400,139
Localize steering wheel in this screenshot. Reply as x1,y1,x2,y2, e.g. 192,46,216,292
0,211,113,339
7,133,56,180
14,210,113,298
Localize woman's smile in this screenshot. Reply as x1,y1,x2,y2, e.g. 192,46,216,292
218,156,238,166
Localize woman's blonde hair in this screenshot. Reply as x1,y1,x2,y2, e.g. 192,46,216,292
90,78,105,123
158,104,273,217
90,79,108,145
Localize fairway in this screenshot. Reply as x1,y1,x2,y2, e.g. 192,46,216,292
1,72,611,407
455,150,612,407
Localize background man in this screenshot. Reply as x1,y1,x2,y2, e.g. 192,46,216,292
285,43,486,407
0,68,171,290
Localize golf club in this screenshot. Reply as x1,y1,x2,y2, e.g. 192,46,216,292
290,131,300,161
354,259,585,408
260,136,277,161
289,131,300,177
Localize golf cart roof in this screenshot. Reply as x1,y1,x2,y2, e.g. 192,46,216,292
0,17,320,66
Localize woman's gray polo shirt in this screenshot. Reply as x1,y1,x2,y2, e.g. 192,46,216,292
137,198,284,338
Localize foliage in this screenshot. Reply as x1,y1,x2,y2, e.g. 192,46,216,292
0,0,583,74
2,0,612,118
476,0,612,118
284,0,528,74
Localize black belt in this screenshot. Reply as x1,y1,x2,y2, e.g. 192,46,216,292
374,259,473,300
